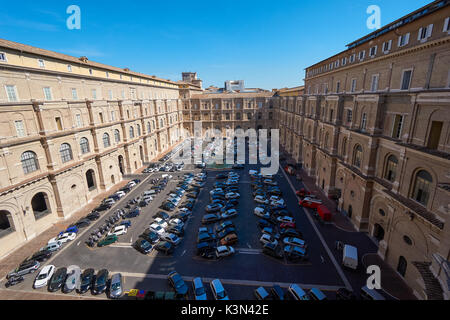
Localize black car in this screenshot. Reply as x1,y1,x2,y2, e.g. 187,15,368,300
95,203,112,212
153,211,170,220
196,242,216,255
268,188,282,196
86,211,100,221
336,288,357,300
258,219,275,229
155,241,174,255
173,211,190,222
217,227,237,240
126,208,141,218
197,232,216,244
216,174,228,180
280,228,303,239
262,243,284,259
216,221,235,233
92,269,109,295
73,218,91,229
272,209,291,217
202,214,221,225
161,202,175,211
5,275,24,288
134,239,152,254
232,164,244,169
180,202,194,210
48,267,68,292
23,250,52,264
167,225,184,237
186,192,199,199
78,268,95,294
140,229,160,244
168,271,188,297
271,285,285,300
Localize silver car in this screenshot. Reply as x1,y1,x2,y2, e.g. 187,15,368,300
109,273,123,299
63,265,81,293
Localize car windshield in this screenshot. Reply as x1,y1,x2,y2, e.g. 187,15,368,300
111,283,121,291
37,273,48,280
81,275,91,285
217,290,227,299
195,286,205,296
97,276,106,286
52,272,65,283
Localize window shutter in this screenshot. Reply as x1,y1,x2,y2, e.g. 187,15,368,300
388,40,392,50
427,24,433,38
444,17,449,32
405,33,410,45
418,28,423,40
398,36,402,47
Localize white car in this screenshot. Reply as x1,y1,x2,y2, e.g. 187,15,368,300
210,188,224,195
108,225,128,237
169,218,184,228
127,181,137,187
270,196,283,202
104,198,116,205
271,199,285,206
216,246,235,258
33,265,56,289
48,232,76,245
277,216,295,224
161,233,181,245
260,234,279,246
149,223,166,235
254,196,269,205
225,192,240,200
154,218,169,229
221,209,238,220
115,191,126,198
254,207,268,218
283,237,307,249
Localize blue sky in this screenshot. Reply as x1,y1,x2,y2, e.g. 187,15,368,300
0,0,431,89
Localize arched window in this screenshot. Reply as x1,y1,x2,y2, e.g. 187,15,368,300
384,155,398,182
129,126,135,139
114,129,120,143
324,132,330,150
86,169,96,191
80,138,90,154
60,143,73,163
21,151,39,174
103,133,111,148
411,170,433,206
353,145,363,168
147,122,151,133
137,124,141,136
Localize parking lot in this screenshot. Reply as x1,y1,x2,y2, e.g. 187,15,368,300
0,140,382,300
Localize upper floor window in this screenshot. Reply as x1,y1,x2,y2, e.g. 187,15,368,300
114,129,121,143
111,111,115,122
384,155,398,182
392,115,404,139
444,17,450,33
71,88,78,100
106,71,109,78
353,145,363,168
5,85,18,102
427,121,443,150
382,40,392,54
347,109,353,123
418,24,433,42
137,124,141,136
38,59,45,68
369,46,377,58
361,113,367,131
55,117,63,131
43,87,53,101
67,65,72,72
349,54,356,63
129,126,135,138
21,151,39,174
91,89,97,100
342,57,347,66
411,170,432,206
401,69,413,90
359,51,366,61
60,143,73,163
89,68,93,75
335,60,340,68
75,114,83,128
398,33,410,47
103,133,111,148
80,137,90,154
336,81,341,93
370,74,379,92
108,90,113,100
351,79,357,92
15,120,26,137
0,52,7,62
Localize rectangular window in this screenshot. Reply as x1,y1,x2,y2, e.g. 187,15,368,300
43,87,52,101
392,115,404,139
418,24,433,41
121,90,125,99
225,113,230,120
369,46,377,57
371,74,379,92
351,79,357,92
67,65,72,72
14,120,25,137
342,57,347,66
92,89,97,99
359,51,366,61
361,113,367,131
5,85,18,102
55,117,63,131
444,17,450,32
427,121,443,150
335,60,340,68
108,90,113,100
0,52,7,62
99,112,104,123
89,69,93,75
38,59,45,68
106,71,109,78
349,54,356,63
111,111,115,122
71,88,78,100
336,81,341,93
382,40,392,53
347,110,353,123
76,114,82,128
398,33,410,47
401,70,413,90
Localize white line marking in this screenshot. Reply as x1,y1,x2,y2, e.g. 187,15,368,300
280,165,353,291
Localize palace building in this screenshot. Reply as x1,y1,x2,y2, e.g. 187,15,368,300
0,0,448,300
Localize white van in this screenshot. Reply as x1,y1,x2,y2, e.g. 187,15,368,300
143,190,156,197
343,245,358,270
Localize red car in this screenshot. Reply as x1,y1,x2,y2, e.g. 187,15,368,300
299,197,323,210
279,222,296,229
295,188,311,198
284,166,296,175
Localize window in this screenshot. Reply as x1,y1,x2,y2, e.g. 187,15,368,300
86,170,96,191
269,112,273,120
398,33,410,47
21,151,39,174
371,74,379,92
147,122,151,133
342,138,347,157
349,54,356,63
103,133,111,148
38,59,45,68
401,69,413,90
15,120,26,137
114,129,120,143
411,170,432,206
121,90,125,99
111,111,115,122
342,57,347,66
80,137,90,154
108,90,113,100
361,113,367,131
427,121,443,150
418,24,433,41
137,124,141,136
55,117,63,131
369,46,377,57
329,109,334,122
392,115,404,139
382,40,392,53
236,113,241,120
0,52,7,62
43,87,52,101
60,143,73,163
98,112,104,124
385,155,398,182
5,85,18,102
92,89,97,100
89,69,93,75
336,81,341,93
67,65,72,72
444,17,450,33
258,102,263,108
353,145,363,168
359,51,366,61
225,113,230,120
347,109,353,123
129,126,135,138
71,88,78,100
335,60,340,68
76,114,82,128
351,79,357,92
106,72,109,78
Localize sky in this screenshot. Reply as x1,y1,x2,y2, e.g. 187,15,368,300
0,0,432,90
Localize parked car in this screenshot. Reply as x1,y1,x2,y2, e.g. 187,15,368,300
33,265,55,289
202,214,221,225
168,271,188,297
5,275,24,288
168,218,184,228
155,241,174,255
221,209,238,220
262,243,283,259
48,267,67,292
225,192,240,200
134,239,153,254
284,246,308,261
92,269,109,295
108,225,128,237
192,277,207,300
48,232,76,245
220,233,238,246
216,246,235,258
280,228,302,239
210,279,229,300
217,227,237,240
336,288,356,300
97,234,118,247
277,216,295,225
73,218,91,229
255,286,270,300
149,223,166,236
288,284,310,300
78,268,95,294
154,218,169,229
63,265,81,293
7,260,40,279
283,237,307,249
299,197,323,209
271,285,285,300
198,232,216,244
161,233,181,246
260,234,279,246
258,219,275,229
109,273,123,299
205,204,224,213
167,225,185,237
254,195,269,205
23,250,52,264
